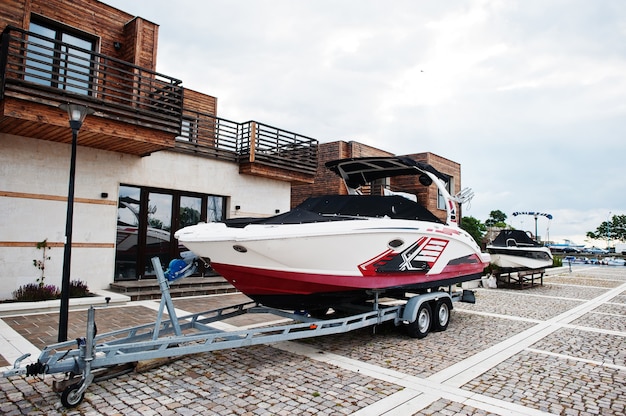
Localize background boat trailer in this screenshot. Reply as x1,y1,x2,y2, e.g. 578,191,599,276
3,257,475,408
494,268,545,289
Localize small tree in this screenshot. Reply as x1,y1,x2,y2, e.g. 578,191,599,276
460,216,487,246
32,239,51,288
586,214,626,244
485,210,508,228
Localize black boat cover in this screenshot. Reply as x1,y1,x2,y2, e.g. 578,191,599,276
491,229,542,247
224,195,442,228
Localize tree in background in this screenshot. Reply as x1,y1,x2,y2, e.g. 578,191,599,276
586,214,626,244
460,216,487,246
485,210,508,228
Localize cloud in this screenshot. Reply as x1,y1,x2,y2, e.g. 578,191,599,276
105,0,626,245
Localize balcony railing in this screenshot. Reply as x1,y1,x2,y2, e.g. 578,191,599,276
240,121,318,175
175,110,318,175
0,26,183,133
175,109,239,161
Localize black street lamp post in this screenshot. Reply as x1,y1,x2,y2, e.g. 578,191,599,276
58,103,93,342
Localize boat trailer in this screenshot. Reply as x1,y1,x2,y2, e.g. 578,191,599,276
3,257,476,408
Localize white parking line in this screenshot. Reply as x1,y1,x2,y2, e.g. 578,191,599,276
453,307,544,324
525,347,626,372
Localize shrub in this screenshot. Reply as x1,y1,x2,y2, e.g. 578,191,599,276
13,283,60,302
12,280,91,302
69,280,91,298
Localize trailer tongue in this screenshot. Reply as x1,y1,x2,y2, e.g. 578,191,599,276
3,257,476,408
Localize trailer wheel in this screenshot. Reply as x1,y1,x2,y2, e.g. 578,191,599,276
432,299,451,332
61,382,84,408
406,303,431,339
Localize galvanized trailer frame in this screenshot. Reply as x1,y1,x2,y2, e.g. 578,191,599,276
3,257,473,408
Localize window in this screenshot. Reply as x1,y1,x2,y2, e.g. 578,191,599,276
115,185,226,280
207,195,224,222
25,17,96,95
437,177,454,210
177,117,199,142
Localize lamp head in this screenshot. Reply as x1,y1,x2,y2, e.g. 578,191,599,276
59,103,94,131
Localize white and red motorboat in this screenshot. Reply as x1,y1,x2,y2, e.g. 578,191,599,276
175,156,490,310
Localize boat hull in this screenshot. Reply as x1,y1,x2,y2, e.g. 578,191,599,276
211,259,485,310
176,219,490,310
487,246,553,270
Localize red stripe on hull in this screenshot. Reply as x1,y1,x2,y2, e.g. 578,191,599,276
212,254,486,297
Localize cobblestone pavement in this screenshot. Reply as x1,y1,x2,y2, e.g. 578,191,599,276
0,265,625,415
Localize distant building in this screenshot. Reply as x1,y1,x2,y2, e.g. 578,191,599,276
292,141,462,224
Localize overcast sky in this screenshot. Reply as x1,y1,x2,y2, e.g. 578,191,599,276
104,0,626,247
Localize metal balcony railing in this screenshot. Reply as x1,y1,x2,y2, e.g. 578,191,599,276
0,26,183,133
175,109,240,161
240,121,318,174
175,110,318,175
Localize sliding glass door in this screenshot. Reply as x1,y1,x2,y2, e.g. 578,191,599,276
115,185,225,280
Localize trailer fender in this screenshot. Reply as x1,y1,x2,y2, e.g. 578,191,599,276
402,292,452,323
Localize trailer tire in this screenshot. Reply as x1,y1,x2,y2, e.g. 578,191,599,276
406,302,431,339
61,382,84,408
432,299,451,332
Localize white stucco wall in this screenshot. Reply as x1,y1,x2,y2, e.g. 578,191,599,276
0,133,291,300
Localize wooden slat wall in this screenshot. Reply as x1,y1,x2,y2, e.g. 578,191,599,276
123,17,159,71
239,163,315,185
0,0,29,28
180,89,219,148
0,0,158,73
184,89,217,116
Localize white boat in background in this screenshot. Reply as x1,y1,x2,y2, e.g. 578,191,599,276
487,229,553,270
175,156,490,311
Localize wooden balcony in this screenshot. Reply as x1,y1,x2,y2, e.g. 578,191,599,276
0,26,183,156
0,25,318,182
